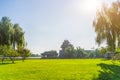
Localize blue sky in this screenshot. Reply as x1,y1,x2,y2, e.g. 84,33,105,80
0,0,116,54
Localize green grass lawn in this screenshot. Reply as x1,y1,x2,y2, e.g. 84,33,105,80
0,59,120,80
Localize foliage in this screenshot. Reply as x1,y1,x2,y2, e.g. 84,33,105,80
75,47,87,58
59,40,74,58
88,50,97,58
59,40,105,58
0,16,29,63
93,1,120,52
17,48,31,61
113,47,120,60
0,59,120,80
59,40,88,58
30,54,40,57
86,49,104,58
95,63,120,80
13,24,25,49
0,45,18,63
7,47,18,63
0,16,25,48
0,17,14,46
59,40,105,59
99,47,108,54
64,46,76,58
61,40,73,50
0,45,8,55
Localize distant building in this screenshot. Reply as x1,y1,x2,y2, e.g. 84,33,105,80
104,52,114,59
85,50,93,53
41,50,58,58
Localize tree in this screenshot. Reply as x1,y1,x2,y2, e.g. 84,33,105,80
0,17,14,46
59,40,73,58
93,1,120,53
17,48,30,62
30,54,40,57
7,46,18,63
64,46,75,58
0,45,18,63
0,16,29,63
99,47,107,55
61,40,73,51
0,17,16,63
75,47,87,58
0,45,8,63
13,24,25,49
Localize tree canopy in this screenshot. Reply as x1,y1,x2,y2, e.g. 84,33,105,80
0,16,30,63
93,1,120,52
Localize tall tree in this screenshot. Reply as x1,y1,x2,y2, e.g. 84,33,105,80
0,16,29,63
75,47,87,58
61,40,73,51
59,40,73,58
64,46,75,58
0,16,14,46
13,24,25,49
93,1,120,52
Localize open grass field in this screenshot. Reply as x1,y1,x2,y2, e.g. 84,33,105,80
0,59,120,80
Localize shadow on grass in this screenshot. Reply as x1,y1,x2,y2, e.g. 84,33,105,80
100,58,111,61
0,62,16,65
93,63,120,80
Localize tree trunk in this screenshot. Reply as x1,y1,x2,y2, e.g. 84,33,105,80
9,57,14,63
2,57,4,64
22,57,25,62
1,55,5,64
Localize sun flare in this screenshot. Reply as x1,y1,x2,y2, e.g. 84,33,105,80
82,0,101,12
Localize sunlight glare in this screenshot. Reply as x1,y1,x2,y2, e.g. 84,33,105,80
82,0,102,12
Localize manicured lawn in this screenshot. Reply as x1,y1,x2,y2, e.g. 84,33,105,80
0,59,120,80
